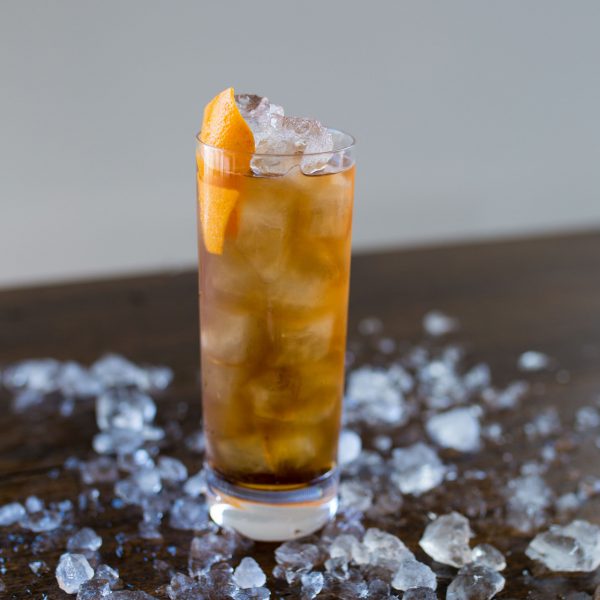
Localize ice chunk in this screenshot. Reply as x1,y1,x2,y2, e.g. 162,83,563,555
423,310,458,336
482,381,529,410
158,456,188,483
419,512,473,568
234,190,292,282
274,541,320,583
505,474,553,533
471,544,506,571
346,367,409,426
338,430,362,466
339,480,373,513
96,389,156,432
0,501,26,526
576,406,600,431
248,111,334,176
201,304,264,365
233,557,267,589
273,313,335,364
67,527,102,552
21,508,63,532
93,429,146,455
328,534,362,563
117,448,153,472
426,406,481,453
391,558,437,591
57,361,102,397
188,531,239,575
169,497,208,531
526,520,600,572
3,358,60,392
357,316,383,335
524,407,561,439
77,579,111,599
446,564,505,599
362,528,414,572
403,589,438,600
94,564,119,587
80,456,119,485
373,435,392,453
518,351,551,371
29,560,47,575
304,170,354,238
184,470,207,497
91,354,148,390
300,571,324,599
25,495,44,513
463,363,491,391
12,389,45,412
56,553,94,594
390,443,447,496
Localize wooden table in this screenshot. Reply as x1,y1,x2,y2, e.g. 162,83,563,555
1,231,600,598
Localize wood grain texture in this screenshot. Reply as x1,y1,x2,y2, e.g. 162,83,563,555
1,230,600,598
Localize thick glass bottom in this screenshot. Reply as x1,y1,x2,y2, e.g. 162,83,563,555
205,466,339,542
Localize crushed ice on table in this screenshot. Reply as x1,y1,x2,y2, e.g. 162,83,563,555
1,324,598,597
526,520,600,572
518,350,551,372
419,512,473,568
55,552,94,594
446,563,505,599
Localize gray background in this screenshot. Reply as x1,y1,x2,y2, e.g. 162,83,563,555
1,1,599,287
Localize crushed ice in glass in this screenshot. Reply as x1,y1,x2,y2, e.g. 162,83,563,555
1,312,598,596
235,93,335,176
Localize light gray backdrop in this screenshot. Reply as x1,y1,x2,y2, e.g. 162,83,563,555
1,1,599,286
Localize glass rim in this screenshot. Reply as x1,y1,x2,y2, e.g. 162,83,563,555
195,127,356,158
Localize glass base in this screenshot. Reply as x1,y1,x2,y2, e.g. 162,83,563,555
205,467,339,542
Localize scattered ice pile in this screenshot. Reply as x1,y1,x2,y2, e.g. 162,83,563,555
1,313,599,597
526,520,600,572
235,93,336,176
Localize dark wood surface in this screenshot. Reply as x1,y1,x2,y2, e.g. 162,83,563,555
1,230,600,598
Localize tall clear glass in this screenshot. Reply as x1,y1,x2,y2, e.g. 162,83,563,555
196,133,355,540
